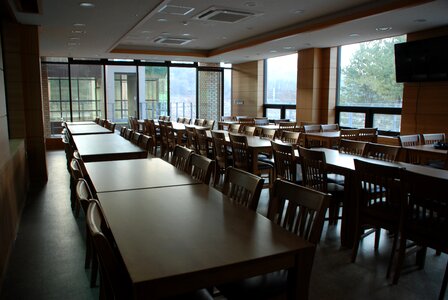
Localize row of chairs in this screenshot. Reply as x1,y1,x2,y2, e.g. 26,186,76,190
94,118,116,131
399,132,445,146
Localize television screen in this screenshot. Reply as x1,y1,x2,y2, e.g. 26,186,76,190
394,36,448,82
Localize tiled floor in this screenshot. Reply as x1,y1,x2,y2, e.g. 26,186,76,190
1,150,446,299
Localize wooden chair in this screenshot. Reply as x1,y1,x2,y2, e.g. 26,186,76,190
171,145,194,172
194,118,206,126
76,178,98,287
238,117,255,127
421,133,446,145
399,134,422,164
274,119,290,124
131,131,142,145
188,154,215,185
280,130,300,145
358,128,378,142
160,121,176,159
69,158,84,214
242,126,257,136
204,119,215,130
222,167,264,211
211,131,232,187
321,124,339,132
259,128,276,140
177,117,185,123
184,125,197,151
340,128,360,140
271,141,301,183
338,139,367,156
277,121,297,139
138,134,153,154
363,142,400,162
94,117,100,124
144,119,160,156
106,122,116,132
254,117,269,125
229,133,251,171
298,147,344,225
194,128,212,158
393,169,448,300
351,159,402,279
218,179,329,300
304,124,321,133
228,123,241,133
124,128,134,140
183,117,191,124
119,126,126,137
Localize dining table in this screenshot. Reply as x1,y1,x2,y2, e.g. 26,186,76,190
65,121,97,126
84,157,200,194
72,133,147,162
402,144,447,164
97,184,315,299
67,123,113,135
298,147,448,248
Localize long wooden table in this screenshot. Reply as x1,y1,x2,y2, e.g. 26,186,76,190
302,148,448,247
72,134,147,162
84,157,200,193
403,144,447,164
97,184,315,299
304,131,340,148
65,121,96,126
67,124,112,135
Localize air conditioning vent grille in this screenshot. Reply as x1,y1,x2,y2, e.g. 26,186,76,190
153,37,192,45
195,8,255,23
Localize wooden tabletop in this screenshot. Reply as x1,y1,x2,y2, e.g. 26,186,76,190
98,184,314,299
67,124,112,135
207,130,272,149
65,121,96,125
72,134,147,162
84,157,200,193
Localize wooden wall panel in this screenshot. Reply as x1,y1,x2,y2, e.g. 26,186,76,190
231,61,263,117
400,26,448,135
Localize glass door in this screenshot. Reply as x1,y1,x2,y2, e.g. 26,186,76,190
138,66,168,120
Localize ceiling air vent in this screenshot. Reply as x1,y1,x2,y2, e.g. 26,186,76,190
153,37,192,46
194,7,256,23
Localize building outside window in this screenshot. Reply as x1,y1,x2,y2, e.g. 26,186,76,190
337,35,405,134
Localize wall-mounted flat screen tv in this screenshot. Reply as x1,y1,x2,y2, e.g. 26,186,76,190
394,36,448,83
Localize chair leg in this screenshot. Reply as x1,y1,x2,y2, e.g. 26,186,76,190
392,235,407,284
90,250,98,287
351,226,361,263
85,228,91,269
439,261,448,300
374,228,381,250
416,247,427,270
386,231,399,278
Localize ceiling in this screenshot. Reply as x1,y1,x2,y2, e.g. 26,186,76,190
7,0,448,64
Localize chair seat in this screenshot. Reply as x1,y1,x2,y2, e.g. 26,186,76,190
327,173,345,185
217,270,287,300
257,161,274,170
257,155,274,166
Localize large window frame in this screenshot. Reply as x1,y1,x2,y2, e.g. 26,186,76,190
335,37,404,136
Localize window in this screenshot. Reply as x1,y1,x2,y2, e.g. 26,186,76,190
169,67,196,120
337,35,405,134
264,53,297,121
223,66,232,116
139,66,168,120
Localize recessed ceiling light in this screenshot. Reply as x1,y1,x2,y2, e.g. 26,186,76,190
182,33,191,36
376,26,392,31
72,30,86,34
270,50,277,53
222,36,227,40
69,37,81,40
141,30,151,34
157,18,168,22
304,43,312,46
244,1,256,7
79,2,95,8
283,46,293,50
294,9,304,14
349,33,360,37
67,42,80,46
73,23,86,27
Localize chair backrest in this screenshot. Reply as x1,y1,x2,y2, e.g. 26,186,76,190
260,128,276,140
119,126,126,137
131,132,142,145
183,117,191,124
189,154,215,185
238,117,255,127
320,124,339,132
281,130,301,145
338,139,367,156
194,118,205,126
268,180,330,244
254,117,269,125
70,158,84,180
229,123,241,133
222,167,264,211
399,169,448,249
354,159,402,214
298,147,328,193
304,124,321,133
194,128,209,157
124,128,134,140
279,121,296,130
139,134,153,153
87,201,131,299
243,126,257,136
177,117,185,123
171,145,194,172
358,128,378,142
398,134,421,147
274,119,290,125
340,128,360,140
163,116,171,121
184,125,197,150
163,121,176,145
94,117,100,124
211,131,231,171
204,119,215,130
271,141,298,182
221,116,234,121
229,133,250,171
107,122,116,131
421,133,445,145
362,142,400,162
76,178,95,214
